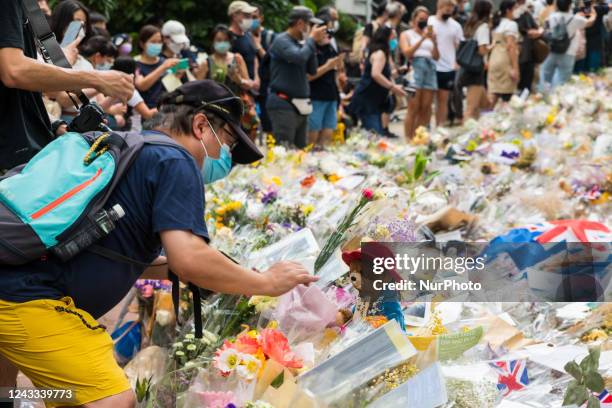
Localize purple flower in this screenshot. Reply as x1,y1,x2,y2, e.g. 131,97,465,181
261,189,278,205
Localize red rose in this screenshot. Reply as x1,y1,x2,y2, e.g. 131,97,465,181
362,188,374,200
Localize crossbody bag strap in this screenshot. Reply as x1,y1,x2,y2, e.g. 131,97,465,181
21,0,89,106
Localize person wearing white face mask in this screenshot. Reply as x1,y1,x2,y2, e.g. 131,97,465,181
228,1,261,93
161,20,190,58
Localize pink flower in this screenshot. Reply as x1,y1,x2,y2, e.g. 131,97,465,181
198,391,235,408
260,329,303,369
362,188,374,200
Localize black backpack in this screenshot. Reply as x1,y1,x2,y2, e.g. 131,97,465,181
544,15,574,54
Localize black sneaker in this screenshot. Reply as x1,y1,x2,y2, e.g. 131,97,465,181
383,128,399,139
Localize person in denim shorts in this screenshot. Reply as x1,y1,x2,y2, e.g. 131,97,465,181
400,6,440,139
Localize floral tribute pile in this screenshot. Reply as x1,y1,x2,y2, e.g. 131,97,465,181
124,73,611,408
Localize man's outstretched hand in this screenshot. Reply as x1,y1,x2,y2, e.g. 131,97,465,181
260,261,318,297
93,70,135,102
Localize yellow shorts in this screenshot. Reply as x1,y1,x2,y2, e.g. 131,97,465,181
0,297,131,407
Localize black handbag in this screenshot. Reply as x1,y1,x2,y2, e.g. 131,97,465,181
457,39,484,74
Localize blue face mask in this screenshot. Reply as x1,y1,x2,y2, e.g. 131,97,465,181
389,38,398,52
251,19,261,31
464,2,472,13
200,123,232,184
146,43,162,57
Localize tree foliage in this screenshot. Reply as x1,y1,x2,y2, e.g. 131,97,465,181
59,0,357,48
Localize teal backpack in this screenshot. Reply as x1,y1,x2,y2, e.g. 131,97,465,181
0,131,184,265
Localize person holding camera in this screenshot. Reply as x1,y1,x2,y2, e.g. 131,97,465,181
266,6,327,148
0,0,134,173
307,9,343,146
0,80,316,408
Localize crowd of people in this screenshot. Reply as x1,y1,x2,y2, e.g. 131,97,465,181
10,0,612,150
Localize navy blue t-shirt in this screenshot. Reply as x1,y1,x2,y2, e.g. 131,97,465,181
231,32,257,80
0,133,208,318
136,58,167,109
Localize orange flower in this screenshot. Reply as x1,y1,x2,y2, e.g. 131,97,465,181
234,332,261,355
300,175,316,188
260,328,303,369
377,140,389,151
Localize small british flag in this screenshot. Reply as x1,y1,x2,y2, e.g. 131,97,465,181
599,389,612,407
489,359,529,396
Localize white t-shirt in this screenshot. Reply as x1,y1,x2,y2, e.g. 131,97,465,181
428,16,464,72
494,18,520,38
474,23,491,46
403,29,435,59
546,12,588,56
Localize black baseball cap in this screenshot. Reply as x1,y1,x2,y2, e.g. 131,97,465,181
158,80,263,164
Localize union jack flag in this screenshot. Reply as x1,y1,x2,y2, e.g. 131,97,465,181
599,389,612,407
489,359,529,396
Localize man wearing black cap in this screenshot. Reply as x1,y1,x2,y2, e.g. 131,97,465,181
0,80,316,407
266,6,328,148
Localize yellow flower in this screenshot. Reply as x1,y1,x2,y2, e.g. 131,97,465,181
521,129,533,139
217,207,226,216
266,320,278,329
271,176,282,186
301,204,314,216
326,173,341,183
303,143,314,153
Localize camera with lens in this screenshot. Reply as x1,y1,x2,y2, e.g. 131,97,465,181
67,100,109,133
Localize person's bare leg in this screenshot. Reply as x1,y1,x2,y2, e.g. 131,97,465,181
382,112,390,130
435,89,449,127
65,389,136,408
465,86,481,120
489,93,498,109
320,128,334,145
419,90,435,129
307,130,320,146
404,92,421,140
0,354,17,387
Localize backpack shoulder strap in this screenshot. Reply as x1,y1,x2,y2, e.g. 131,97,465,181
143,132,190,154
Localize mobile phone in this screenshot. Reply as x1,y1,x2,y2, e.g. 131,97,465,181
168,58,190,73
61,21,83,47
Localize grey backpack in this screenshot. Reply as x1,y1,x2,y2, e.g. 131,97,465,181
545,16,574,54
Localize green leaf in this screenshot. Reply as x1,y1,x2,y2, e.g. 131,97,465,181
563,381,589,406
581,354,597,374
413,156,426,181
564,361,583,382
589,347,601,366
587,394,601,408
271,371,285,389
584,371,605,393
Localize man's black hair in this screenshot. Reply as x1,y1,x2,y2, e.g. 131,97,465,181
111,56,136,75
90,11,107,24
79,35,118,58
556,0,572,11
